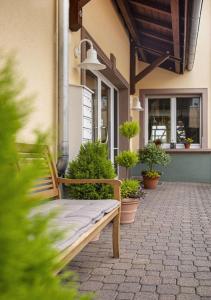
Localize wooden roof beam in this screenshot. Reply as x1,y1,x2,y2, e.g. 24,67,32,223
137,45,181,63
113,0,144,60
135,16,172,33
135,53,170,83
170,0,181,73
130,0,171,16
69,0,91,31
140,31,173,45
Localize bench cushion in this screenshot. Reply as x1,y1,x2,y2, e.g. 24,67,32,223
31,199,119,251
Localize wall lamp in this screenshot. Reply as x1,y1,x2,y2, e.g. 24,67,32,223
74,39,106,71
131,96,144,111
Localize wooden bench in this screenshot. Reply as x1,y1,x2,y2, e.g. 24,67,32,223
17,143,121,272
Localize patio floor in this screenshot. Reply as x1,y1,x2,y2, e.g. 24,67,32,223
67,182,211,300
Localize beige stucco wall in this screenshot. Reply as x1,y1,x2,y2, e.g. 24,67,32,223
0,0,57,144
132,0,211,149
69,0,130,84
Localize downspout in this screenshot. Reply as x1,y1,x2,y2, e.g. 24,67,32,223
57,0,69,176
186,0,203,71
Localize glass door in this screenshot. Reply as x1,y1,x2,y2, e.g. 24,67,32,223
86,70,118,164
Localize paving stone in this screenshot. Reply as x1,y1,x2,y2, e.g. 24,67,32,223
126,269,145,277
162,278,176,285
197,286,211,296
118,282,141,293
134,292,158,300
178,265,197,272
146,264,164,271
157,284,179,295
159,296,175,300
140,275,161,285
141,285,156,292
180,287,195,294
177,295,200,300
92,267,112,276
195,272,211,280
102,283,118,290
125,276,140,283
116,292,134,300
80,281,103,291
160,271,180,278
103,275,125,283
96,290,117,300
177,277,199,287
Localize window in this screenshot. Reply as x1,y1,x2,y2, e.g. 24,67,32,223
146,96,201,148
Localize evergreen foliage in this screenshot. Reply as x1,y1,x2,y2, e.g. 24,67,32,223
119,121,139,139
67,141,116,199
121,179,140,199
0,56,91,300
139,143,171,171
115,151,139,178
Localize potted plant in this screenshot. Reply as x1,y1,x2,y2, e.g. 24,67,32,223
183,137,193,149
115,121,143,223
120,179,144,224
153,138,162,148
140,143,171,189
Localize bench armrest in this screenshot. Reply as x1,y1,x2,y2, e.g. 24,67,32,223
57,177,122,201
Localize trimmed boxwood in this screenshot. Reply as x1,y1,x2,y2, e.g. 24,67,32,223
66,141,116,199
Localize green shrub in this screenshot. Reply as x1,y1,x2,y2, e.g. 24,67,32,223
121,179,141,199
139,143,171,172
142,170,161,179
115,151,139,178
0,56,91,300
119,121,139,139
67,141,116,199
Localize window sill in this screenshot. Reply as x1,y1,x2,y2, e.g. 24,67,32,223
165,148,211,154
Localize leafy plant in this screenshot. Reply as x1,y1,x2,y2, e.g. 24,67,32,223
67,141,116,199
0,56,91,300
142,170,161,179
119,121,139,139
121,179,144,199
139,143,171,172
115,151,139,179
184,137,193,144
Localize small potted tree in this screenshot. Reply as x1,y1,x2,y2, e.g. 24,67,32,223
153,138,162,148
120,179,144,223
183,137,193,149
140,143,171,189
115,121,143,224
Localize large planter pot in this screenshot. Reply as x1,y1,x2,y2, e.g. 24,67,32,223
120,198,139,224
184,143,191,149
143,176,160,189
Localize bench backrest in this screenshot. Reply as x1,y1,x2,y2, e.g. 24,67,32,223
16,143,60,200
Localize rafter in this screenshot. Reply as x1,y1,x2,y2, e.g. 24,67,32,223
112,0,143,59
170,0,180,73
135,15,172,33
140,30,173,45
69,0,91,31
135,53,170,82
130,0,171,16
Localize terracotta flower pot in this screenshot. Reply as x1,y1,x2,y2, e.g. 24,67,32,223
120,198,139,224
143,176,160,189
184,143,191,149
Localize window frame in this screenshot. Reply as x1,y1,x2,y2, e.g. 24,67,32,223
139,89,208,149
145,95,202,149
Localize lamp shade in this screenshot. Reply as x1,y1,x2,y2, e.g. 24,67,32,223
132,96,144,111
77,48,106,70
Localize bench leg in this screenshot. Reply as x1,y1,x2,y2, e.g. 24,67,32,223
112,209,120,258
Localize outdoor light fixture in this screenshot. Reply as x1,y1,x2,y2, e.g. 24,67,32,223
132,96,144,111
74,39,106,71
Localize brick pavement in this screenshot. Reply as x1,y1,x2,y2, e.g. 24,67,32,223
66,182,211,300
